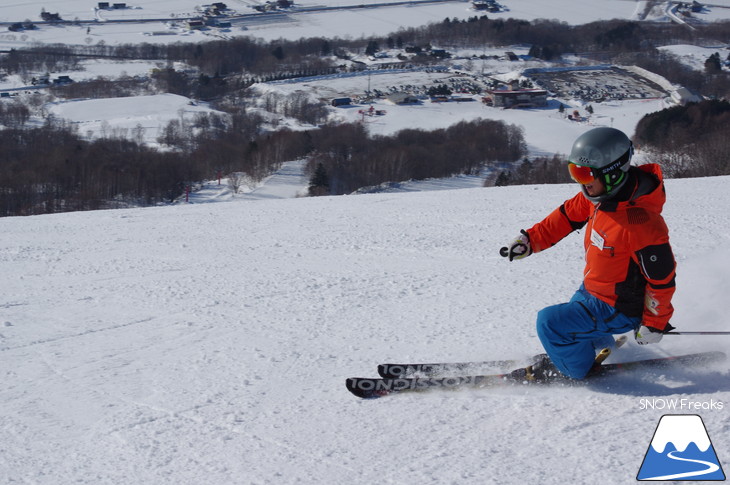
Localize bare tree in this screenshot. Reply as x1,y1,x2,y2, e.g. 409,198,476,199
227,172,247,194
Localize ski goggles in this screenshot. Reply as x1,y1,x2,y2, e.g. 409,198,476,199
567,163,597,184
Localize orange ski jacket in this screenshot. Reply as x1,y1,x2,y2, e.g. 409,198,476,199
526,164,675,330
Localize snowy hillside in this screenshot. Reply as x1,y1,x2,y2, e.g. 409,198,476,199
1,174,729,484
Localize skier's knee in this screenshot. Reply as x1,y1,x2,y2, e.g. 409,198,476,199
536,306,560,340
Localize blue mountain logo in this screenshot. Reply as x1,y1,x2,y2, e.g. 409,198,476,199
637,414,725,481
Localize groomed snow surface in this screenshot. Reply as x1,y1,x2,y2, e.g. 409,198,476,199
1,172,729,484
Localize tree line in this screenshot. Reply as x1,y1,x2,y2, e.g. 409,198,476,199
0,114,527,215
634,99,730,178
0,122,199,216
3,17,728,101
0,112,312,217
306,119,526,195
487,100,730,187
488,155,572,187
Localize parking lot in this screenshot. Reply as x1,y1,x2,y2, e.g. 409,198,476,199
526,65,668,102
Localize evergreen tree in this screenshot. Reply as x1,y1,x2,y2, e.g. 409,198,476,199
365,41,379,57
320,40,331,56
495,171,511,186
705,52,722,74
272,45,285,60
308,163,330,196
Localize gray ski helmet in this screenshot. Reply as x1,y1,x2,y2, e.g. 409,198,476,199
568,127,633,202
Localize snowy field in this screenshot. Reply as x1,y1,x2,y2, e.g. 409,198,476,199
46,93,220,146
1,0,730,47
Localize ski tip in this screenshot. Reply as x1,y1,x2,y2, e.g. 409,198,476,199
376,364,391,379
682,351,728,364
377,363,424,378
346,378,384,399
345,378,367,398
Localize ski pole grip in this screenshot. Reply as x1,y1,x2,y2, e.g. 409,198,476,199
499,246,509,258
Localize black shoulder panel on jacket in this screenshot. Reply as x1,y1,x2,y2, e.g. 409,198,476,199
637,243,675,283
560,204,588,231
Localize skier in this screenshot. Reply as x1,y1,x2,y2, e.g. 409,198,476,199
501,127,676,380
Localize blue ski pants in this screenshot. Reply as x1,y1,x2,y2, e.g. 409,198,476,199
536,286,641,379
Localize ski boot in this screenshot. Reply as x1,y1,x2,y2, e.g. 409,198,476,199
508,354,564,382
517,347,614,382
525,354,564,382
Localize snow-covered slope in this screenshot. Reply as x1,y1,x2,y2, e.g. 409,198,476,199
1,174,729,484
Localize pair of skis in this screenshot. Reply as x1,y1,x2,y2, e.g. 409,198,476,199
346,349,727,399
375,335,628,379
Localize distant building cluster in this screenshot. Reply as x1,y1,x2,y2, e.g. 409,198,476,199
676,0,704,16
472,0,502,12
40,11,63,22
253,0,294,12
8,22,36,32
187,3,233,30
200,2,230,16
30,75,74,86
97,2,129,8
325,59,682,118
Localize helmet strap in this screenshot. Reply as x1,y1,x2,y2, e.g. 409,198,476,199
604,171,626,194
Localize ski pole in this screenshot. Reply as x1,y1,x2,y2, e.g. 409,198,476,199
664,331,730,335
